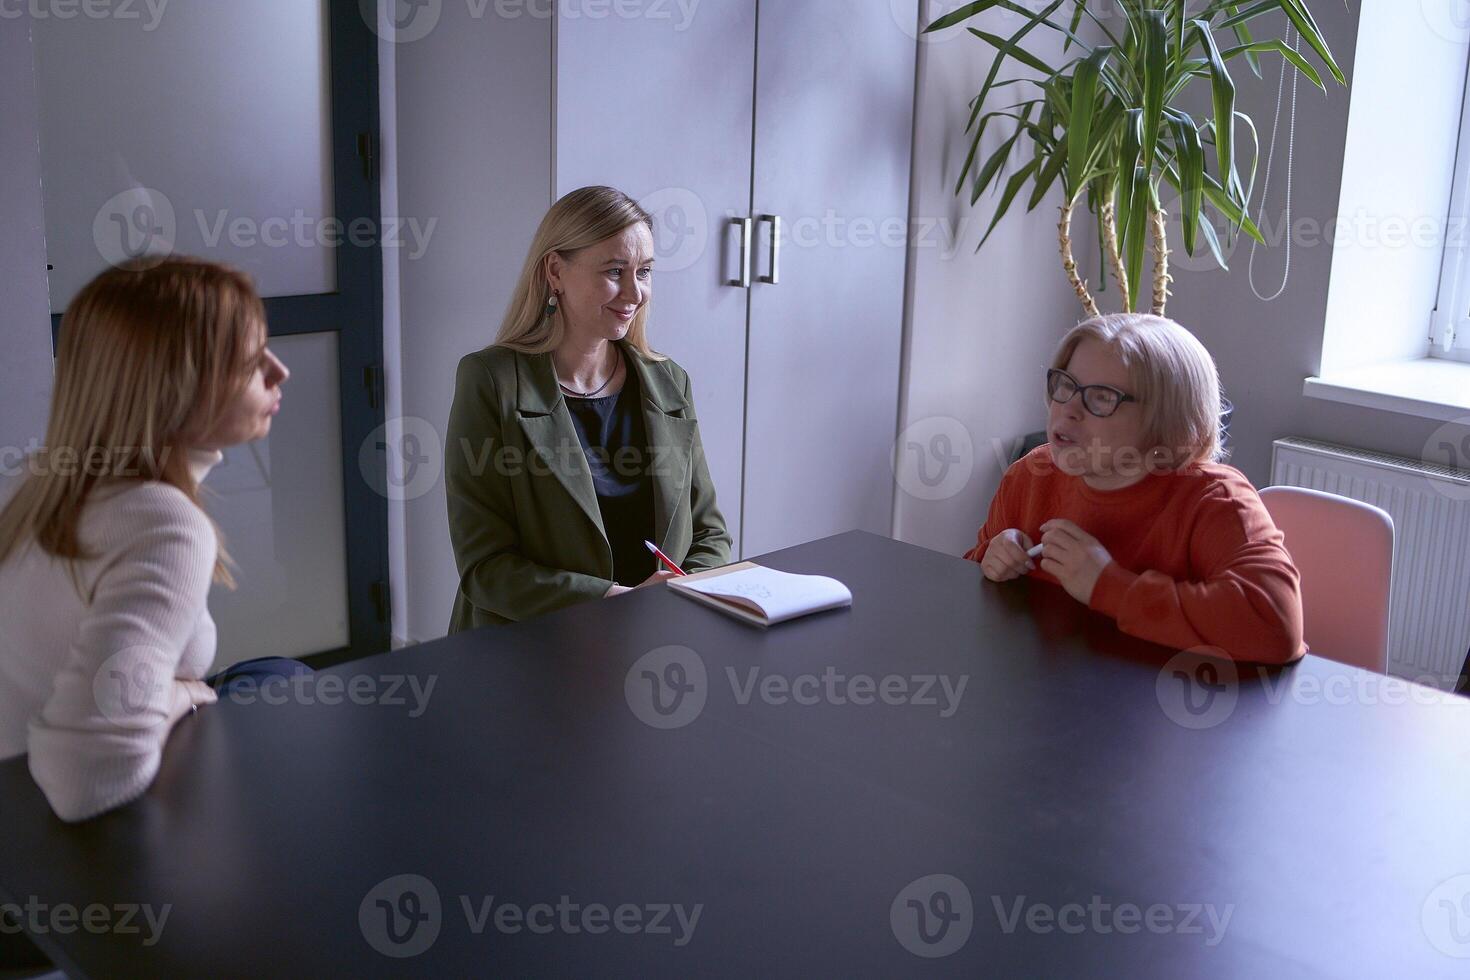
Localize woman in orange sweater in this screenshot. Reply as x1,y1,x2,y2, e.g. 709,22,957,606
965,313,1305,665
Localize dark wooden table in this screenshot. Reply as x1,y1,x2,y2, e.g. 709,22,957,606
3,531,1469,977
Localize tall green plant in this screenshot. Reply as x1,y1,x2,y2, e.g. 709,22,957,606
928,0,1344,316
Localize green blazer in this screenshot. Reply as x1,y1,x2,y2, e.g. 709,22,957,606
445,340,732,631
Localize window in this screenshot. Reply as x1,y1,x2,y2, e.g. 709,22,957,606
1431,51,1470,362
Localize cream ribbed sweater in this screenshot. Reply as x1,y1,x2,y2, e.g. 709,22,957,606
0,450,222,821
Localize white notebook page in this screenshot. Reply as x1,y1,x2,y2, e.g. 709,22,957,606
675,566,852,621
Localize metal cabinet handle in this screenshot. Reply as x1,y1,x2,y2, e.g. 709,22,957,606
730,217,753,287
758,214,781,285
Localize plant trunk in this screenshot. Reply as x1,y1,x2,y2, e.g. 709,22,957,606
1150,207,1172,317
1059,198,1100,318
1100,200,1130,313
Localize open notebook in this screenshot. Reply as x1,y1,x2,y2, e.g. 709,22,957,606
667,561,853,626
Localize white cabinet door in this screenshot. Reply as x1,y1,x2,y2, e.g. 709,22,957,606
742,1,917,556
555,4,758,552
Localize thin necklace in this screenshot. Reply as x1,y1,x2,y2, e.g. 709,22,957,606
558,344,620,398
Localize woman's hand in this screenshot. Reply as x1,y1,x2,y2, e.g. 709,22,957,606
1038,519,1113,605
981,528,1035,582
636,570,678,589
604,570,678,598
166,679,218,728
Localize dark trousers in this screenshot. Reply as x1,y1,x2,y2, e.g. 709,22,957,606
207,655,314,694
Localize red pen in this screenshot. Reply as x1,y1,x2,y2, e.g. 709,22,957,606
644,540,687,576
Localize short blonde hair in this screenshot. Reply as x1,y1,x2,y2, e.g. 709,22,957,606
1051,313,1225,468
494,185,664,360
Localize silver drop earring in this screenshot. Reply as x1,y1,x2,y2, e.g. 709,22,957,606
544,292,559,319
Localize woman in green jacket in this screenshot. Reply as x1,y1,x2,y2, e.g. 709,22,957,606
446,186,732,630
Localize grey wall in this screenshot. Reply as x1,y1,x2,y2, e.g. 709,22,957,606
0,18,54,502
388,8,554,643
893,11,1094,555
1168,5,1466,485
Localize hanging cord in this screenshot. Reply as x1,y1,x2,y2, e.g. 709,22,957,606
1248,24,1300,302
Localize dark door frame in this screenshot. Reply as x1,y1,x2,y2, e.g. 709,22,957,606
47,0,389,664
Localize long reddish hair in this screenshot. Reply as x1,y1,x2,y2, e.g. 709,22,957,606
0,257,266,587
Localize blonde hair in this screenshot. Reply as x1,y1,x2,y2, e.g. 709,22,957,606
494,185,664,359
1052,313,1225,468
0,257,266,587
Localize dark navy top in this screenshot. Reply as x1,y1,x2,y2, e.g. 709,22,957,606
562,354,657,586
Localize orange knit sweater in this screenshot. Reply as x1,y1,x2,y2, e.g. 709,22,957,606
965,446,1306,664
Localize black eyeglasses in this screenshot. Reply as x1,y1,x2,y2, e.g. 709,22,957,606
1046,368,1137,418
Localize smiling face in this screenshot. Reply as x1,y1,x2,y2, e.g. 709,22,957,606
1047,337,1151,489
545,223,655,346
192,318,289,450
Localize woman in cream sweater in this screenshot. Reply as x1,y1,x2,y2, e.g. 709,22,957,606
0,257,288,823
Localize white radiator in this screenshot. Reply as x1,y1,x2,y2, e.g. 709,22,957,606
1270,437,1470,688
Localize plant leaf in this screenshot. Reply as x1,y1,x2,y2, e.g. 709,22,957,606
967,28,1066,78
1166,109,1205,256
1214,0,1345,84
1068,47,1112,202
1140,11,1170,183
1275,0,1346,85
971,125,1027,205
978,157,1044,249
1193,19,1240,202
923,0,1000,34
967,1,1069,149
1224,4,1262,78
1029,139,1069,211
1124,166,1151,313
1221,39,1326,90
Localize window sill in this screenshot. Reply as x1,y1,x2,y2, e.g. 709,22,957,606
1303,358,1470,423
